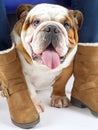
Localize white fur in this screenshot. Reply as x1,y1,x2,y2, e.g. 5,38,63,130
27,3,68,21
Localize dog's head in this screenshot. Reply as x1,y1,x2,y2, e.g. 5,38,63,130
12,3,83,69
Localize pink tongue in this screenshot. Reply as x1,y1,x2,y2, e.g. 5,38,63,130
42,49,60,69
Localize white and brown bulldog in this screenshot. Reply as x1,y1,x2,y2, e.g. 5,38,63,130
11,3,83,112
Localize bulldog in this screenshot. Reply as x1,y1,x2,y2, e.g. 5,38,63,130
11,3,83,112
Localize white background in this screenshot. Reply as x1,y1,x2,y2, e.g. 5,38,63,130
0,76,98,130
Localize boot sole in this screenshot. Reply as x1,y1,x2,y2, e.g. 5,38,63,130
11,116,40,129
71,97,98,117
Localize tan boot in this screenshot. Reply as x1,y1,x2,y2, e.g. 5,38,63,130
0,81,1,90
0,45,39,128
71,43,98,116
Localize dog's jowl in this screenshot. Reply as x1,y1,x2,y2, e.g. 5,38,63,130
11,3,83,112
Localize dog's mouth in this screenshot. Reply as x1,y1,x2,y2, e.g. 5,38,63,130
32,44,67,69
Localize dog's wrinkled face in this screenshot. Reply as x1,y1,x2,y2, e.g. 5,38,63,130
15,4,83,69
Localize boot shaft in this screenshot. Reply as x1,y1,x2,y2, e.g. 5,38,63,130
73,44,98,85
0,47,39,128
71,44,98,114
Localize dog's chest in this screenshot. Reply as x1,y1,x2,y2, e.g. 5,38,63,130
30,64,61,90
20,54,62,90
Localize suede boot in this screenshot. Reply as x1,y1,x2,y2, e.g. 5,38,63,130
71,43,98,116
0,45,40,128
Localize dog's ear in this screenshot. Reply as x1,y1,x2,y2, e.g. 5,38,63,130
16,4,34,20
69,10,83,30
67,10,83,48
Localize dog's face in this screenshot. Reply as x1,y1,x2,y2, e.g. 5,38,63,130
13,3,83,69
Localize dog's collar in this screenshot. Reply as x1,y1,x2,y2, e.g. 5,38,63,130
16,42,32,64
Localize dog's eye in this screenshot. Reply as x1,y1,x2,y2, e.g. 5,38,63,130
33,19,40,26
64,22,71,30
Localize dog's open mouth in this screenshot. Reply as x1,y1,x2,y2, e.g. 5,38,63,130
32,45,66,69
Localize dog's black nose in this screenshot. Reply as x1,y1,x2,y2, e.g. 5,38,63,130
44,25,59,34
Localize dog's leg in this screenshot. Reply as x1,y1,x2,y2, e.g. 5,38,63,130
30,89,44,113
25,75,44,113
51,63,73,108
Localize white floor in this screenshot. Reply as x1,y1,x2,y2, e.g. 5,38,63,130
0,76,98,130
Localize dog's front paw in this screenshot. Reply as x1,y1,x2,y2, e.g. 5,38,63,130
35,100,44,113
31,95,44,113
51,95,69,108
